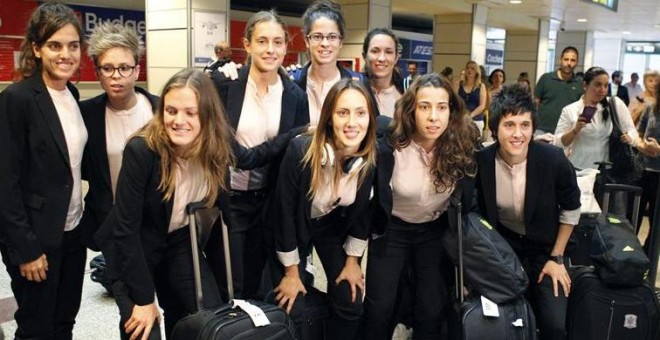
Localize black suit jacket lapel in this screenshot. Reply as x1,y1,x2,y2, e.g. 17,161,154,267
523,142,541,226
90,94,112,190
480,145,498,225
280,77,297,134
31,76,70,165
227,69,249,130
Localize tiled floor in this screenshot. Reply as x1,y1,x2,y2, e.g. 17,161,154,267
1,221,658,339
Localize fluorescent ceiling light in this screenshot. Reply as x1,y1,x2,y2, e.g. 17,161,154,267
577,18,588,22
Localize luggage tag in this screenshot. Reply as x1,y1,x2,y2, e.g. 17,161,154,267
480,296,500,317
232,299,271,327
305,254,317,276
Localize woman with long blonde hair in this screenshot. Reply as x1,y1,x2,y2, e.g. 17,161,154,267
455,60,488,135
101,69,235,339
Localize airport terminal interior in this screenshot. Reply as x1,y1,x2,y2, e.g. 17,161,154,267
1,0,660,338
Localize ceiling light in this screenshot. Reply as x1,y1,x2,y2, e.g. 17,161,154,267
656,24,660,28
509,0,522,4
577,18,588,22
622,31,631,35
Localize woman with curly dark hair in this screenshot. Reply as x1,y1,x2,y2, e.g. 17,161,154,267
362,73,477,339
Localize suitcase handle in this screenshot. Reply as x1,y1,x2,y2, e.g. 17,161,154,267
187,201,233,311
601,184,642,230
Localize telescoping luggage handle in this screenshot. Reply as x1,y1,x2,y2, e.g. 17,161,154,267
186,201,273,328
450,198,466,304
601,183,642,231
186,201,234,311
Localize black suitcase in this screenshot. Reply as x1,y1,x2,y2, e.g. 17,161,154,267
448,199,537,340
171,202,296,340
567,266,660,340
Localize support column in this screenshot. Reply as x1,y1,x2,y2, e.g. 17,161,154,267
593,36,623,74
432,4,488,77
145,0,229,94
504,19,549,85
338,0,392,70
556,30,594,73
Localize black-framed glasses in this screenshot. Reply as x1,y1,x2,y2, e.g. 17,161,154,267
97,64,136,78
306,33,342,43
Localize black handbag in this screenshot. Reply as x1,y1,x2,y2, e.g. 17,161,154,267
608,96,644,182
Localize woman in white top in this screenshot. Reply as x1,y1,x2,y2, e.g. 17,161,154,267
361,28,404,118
271,79,377,339
80,22,157,251
0,4,88,339
100,69,235,339
554,66,639,172
362,73,478,339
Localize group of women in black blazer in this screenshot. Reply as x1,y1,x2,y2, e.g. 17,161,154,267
1,3,580,340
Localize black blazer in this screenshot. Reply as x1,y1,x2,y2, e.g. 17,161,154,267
211,66,310,189
609,84,630,107
98,137,235,306
271,136,375,255
475,141,581,248
79,87,159,250
371,135,475,236
0,74,80,265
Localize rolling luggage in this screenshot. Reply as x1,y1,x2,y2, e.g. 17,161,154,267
171,202,296,340
447,199,537,340
567,266,660,340
566,184,660,340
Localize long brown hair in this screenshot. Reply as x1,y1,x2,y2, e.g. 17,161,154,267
18,3,84,80
303,78,377,198
390,73,477,192
139,69,235,206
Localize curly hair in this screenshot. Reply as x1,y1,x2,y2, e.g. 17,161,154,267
389,73,477,193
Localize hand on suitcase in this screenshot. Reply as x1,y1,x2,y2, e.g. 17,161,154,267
538,261,571,297
125,302,160,340
275,266,308,314
335,256,364,303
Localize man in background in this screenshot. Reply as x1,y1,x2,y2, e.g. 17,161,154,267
204,40,232,74
403,61,419,90
624,72,644,102
534,46,584,135
609,70,630,106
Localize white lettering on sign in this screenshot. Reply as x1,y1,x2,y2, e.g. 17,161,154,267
85,12,146,36
487,53,503,64
413,45,433,56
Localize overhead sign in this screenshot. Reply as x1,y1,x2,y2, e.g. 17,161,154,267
625,41,660,55
398,38,432,61
581,0,618,12
485,49,504,66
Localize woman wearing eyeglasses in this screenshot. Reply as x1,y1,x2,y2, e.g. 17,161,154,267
79,23,157,252
291,0,363,125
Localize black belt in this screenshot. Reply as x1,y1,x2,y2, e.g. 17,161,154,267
229,189,268,198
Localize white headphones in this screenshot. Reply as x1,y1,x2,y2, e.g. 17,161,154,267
320,143,365,175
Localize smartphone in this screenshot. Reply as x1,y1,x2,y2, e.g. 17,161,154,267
579,106,596,122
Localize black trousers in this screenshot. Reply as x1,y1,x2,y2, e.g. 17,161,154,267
635,170,659,254
500,227,568,340
0,227,87,340
271,211,363,340
212,190,269,300
113,226,222,340
362,216,449,340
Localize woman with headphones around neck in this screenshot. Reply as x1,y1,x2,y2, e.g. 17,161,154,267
362,73,478,339
271,79,377,340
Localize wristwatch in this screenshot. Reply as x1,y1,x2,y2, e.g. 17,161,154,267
549,255,564,265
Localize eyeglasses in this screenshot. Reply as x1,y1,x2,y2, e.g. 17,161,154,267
97,64,136,78
306,33,342,43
